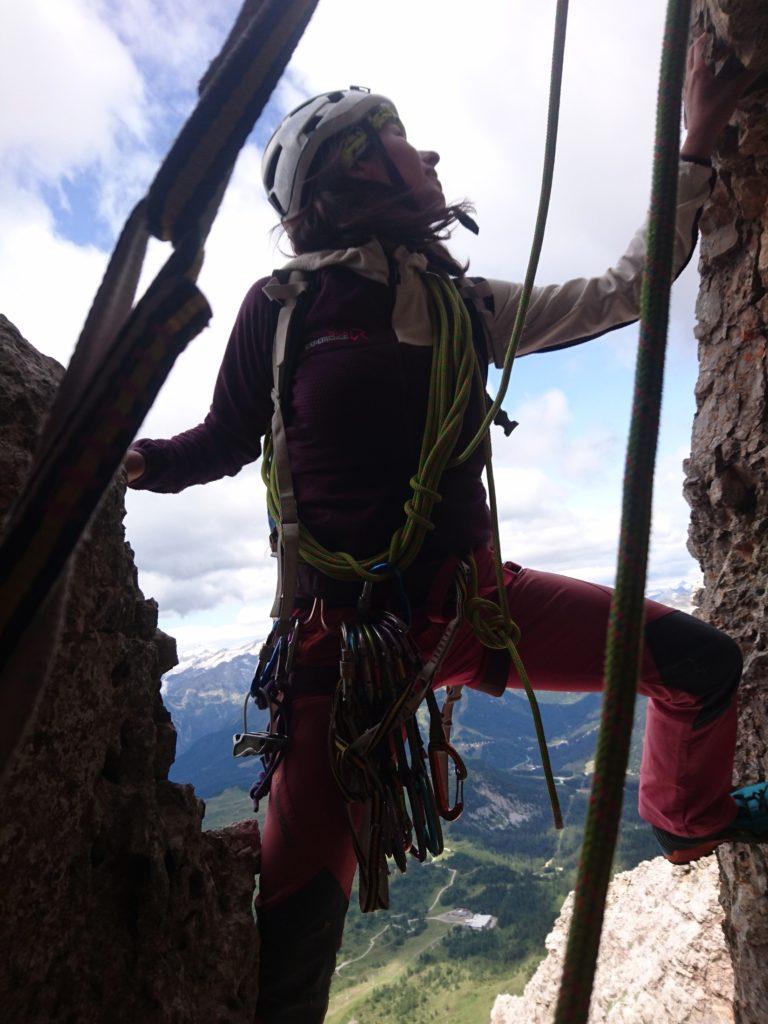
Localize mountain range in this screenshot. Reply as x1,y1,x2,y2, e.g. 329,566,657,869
165,636,649,848
163,637,264,754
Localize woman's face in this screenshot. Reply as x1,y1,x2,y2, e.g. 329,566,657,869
350,120,445,213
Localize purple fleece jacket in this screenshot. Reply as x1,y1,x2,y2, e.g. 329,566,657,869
130,266,491,595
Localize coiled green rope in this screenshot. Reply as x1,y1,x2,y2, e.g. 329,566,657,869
262,271,563,829
261,273,475,582
553,3,693,1022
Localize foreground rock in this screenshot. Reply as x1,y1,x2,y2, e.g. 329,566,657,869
687,3,768,1021
491,857,733,1024
0,315,260,1023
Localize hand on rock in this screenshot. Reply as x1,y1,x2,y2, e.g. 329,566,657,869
682,34,761,161
123,449,145,483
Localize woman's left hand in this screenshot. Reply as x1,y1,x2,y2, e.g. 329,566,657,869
682,34,760,161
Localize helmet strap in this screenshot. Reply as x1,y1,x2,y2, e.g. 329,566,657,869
361,122,479,235
362,121,411,197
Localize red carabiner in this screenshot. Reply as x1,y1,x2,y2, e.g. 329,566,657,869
428,740,467,822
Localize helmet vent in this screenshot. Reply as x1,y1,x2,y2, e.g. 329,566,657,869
301,114,322,137
327,90,344,103
263,145,282,191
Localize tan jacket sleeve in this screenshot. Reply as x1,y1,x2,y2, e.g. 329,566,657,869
483,159,714,367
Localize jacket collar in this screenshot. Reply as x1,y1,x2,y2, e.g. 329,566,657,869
269,240,434,348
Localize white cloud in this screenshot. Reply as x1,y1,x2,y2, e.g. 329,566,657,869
98,0,233,80
0,185,107,364
4,0,707,653
0,0,147,179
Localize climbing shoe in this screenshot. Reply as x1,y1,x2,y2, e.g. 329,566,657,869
653,780,768,864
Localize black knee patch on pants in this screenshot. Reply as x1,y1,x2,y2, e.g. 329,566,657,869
645,611,742,729
256,869,348,1023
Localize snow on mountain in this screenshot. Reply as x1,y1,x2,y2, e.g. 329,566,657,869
162,636,267,754
646,578,700,614
164,638,265,683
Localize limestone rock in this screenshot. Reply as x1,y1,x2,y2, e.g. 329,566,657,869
491,857,733,1024
0,315,260,1023
700,0,768,71
688,5,768,1022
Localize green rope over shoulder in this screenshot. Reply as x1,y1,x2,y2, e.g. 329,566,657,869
262,274,474,582
553,3,693,1022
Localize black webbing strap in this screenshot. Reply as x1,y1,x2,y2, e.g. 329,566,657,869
264,272,311,625
146,0,319,243
0,0,320,781
0,237,211,661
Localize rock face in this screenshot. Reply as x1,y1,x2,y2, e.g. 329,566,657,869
0,315,260,1023
686,4,768,1022
491,857,734,1024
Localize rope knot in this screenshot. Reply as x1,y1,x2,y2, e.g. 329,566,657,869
403,499,436,531
465,593,522,649
408,475,442,503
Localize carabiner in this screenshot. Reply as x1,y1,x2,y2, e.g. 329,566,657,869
428,739,467,822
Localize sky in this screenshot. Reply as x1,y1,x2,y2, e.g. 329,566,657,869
2,0,707,655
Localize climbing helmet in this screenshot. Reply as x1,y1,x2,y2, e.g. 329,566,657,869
261,87,401,219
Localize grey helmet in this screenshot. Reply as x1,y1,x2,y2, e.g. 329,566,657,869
261,87,398,219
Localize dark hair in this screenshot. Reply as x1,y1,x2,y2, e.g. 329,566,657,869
280,133,474,278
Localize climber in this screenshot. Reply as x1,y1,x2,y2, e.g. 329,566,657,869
124,36,766,1024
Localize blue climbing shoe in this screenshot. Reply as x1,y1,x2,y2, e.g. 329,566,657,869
731,779,768,833
653,779,768,864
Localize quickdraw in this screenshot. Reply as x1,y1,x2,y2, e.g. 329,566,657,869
328,587,467,912
233,617,300,809
235,566,468,912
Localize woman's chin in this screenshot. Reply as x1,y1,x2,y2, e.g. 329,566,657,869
415,187,447,216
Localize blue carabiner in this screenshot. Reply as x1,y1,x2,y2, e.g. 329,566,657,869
370,561,411,627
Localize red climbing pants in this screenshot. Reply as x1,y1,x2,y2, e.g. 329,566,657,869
254,548,741,1022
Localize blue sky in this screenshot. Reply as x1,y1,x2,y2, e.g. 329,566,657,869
2,0,706,653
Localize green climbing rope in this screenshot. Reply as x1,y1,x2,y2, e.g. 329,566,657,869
453,0,569,468
262,273,475,583
553,3,693,1022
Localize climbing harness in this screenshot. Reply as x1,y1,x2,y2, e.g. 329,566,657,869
233,558,471,913
554,3,694,1022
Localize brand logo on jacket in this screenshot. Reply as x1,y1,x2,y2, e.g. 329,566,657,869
305,328,369,351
